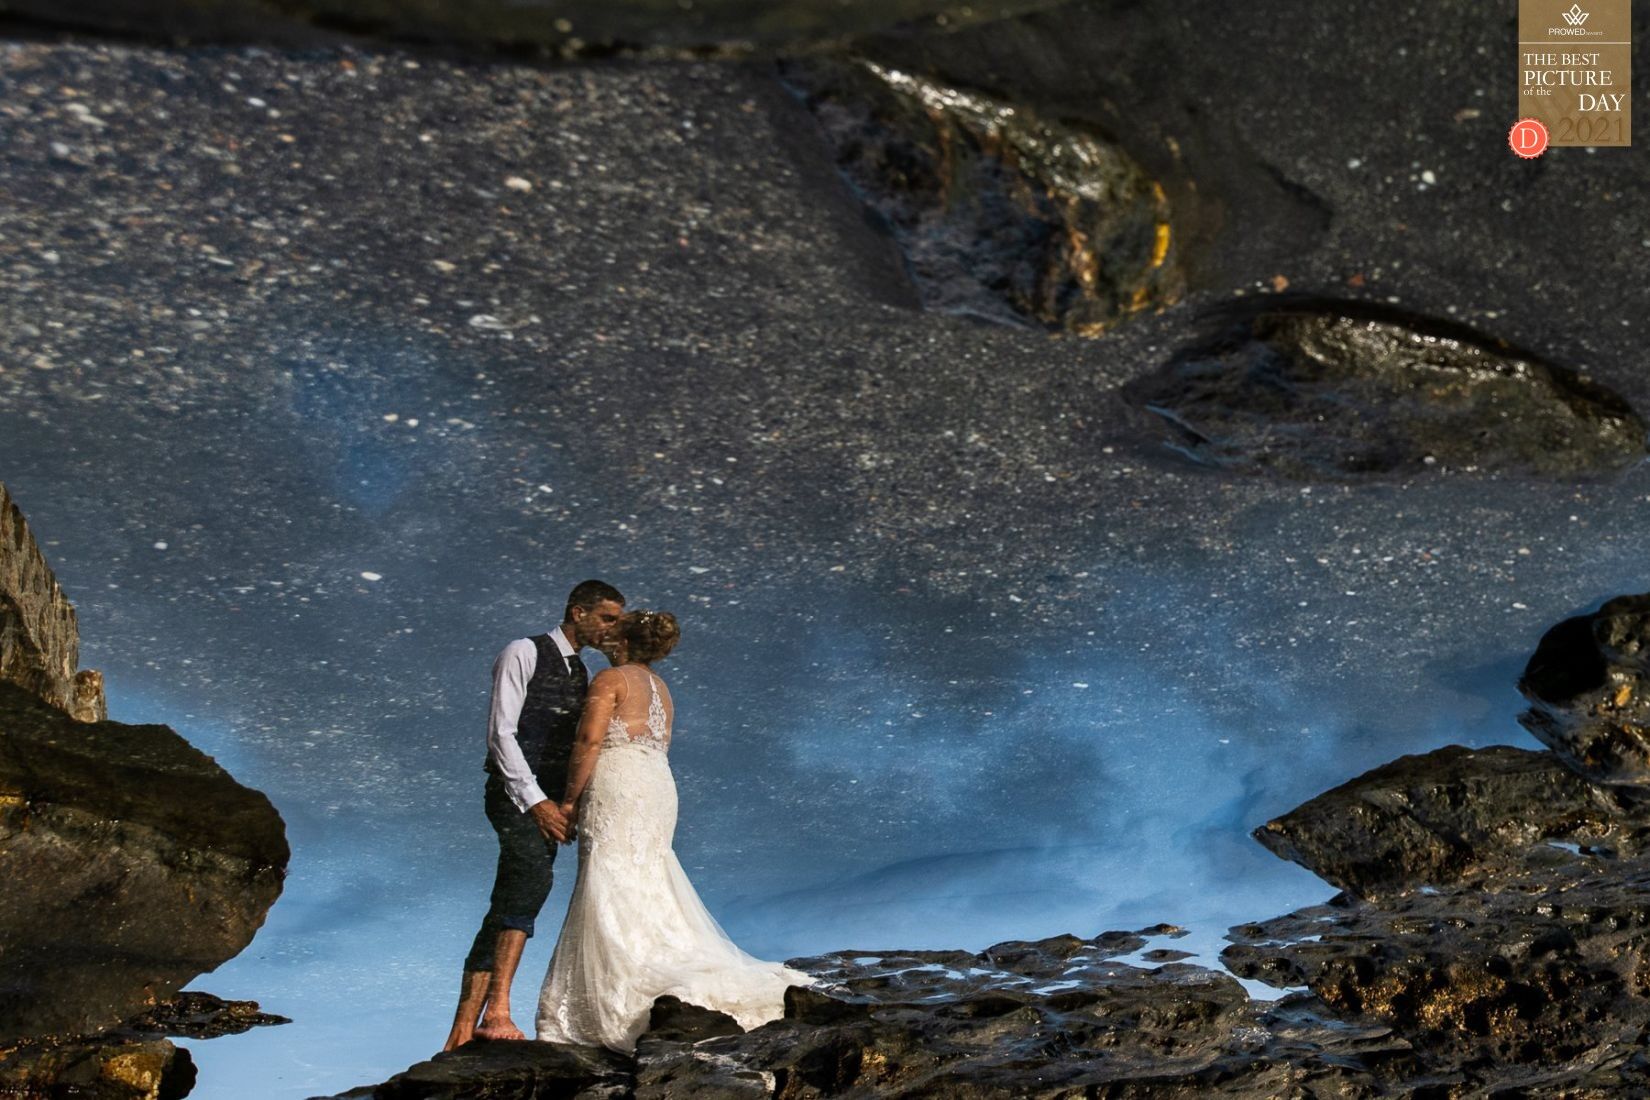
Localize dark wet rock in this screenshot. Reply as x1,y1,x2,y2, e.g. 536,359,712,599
629,946,1417,1098
0,678,288,1042
1121,300,1648,479
115,992,290,1041
637,995,744,1045
0,481,104,722
1231,688,1650,1091
317,1039,633,1099
1519,593,1650,787
0,0,1059,58
0,1034,195,1100
331,928,1470,1097
633,999,761,1099
777,55,1184,335
634,1050,770,1100
1253,744,1650,899
1223,854,1650,1086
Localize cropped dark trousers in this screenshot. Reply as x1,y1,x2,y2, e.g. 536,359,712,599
463,772,560,972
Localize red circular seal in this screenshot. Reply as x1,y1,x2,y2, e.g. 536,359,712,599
1509,118,1549,159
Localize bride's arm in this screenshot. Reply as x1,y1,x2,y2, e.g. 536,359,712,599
561,668,624,821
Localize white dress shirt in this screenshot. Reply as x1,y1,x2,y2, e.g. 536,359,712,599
487,626,581,813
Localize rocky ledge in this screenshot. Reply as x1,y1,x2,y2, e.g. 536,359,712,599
0,992,290,1100
0,637,289,1045
0,482,291,1095
1251,742,1650,899
1227,751,1650,1091
0,481,105,722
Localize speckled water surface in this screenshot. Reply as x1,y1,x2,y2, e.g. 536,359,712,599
1,2,1647,1093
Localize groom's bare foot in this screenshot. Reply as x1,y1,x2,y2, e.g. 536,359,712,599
474,1015,526,1041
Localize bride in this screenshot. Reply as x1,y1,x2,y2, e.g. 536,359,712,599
534,609,816,1052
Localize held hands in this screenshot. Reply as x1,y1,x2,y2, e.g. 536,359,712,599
557,800,581,844
529,799,575,844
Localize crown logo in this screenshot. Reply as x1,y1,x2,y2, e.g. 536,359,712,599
1562,3,1589,26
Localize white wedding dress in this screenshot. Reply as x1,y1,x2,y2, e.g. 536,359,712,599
534,664,815,1053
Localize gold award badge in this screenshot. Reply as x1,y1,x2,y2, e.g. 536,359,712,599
1518,0,1632,147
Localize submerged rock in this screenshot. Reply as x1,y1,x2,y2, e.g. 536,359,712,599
778,55,1184,334
1519,593,1650,787
1122,300,1648,479
0,482,104,722
1253,744,1650,899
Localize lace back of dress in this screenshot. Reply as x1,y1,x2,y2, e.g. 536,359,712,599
646,674,668,743
603,665,671,752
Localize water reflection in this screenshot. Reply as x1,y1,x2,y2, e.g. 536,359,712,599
2,33,1646,1100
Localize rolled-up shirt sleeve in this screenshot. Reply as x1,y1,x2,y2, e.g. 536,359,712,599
486,639,549,812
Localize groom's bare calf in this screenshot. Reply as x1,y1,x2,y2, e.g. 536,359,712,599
443,928,532,1048
442,968,491,1051
473,928,530,1041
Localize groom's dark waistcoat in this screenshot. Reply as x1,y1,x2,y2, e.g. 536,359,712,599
485,632,586,797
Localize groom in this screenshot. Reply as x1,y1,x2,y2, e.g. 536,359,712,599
443,579,625,1049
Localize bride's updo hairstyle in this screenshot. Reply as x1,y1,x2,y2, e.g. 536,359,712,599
620,609,680,663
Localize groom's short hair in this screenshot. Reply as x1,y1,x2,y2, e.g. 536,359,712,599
564,579,624,621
